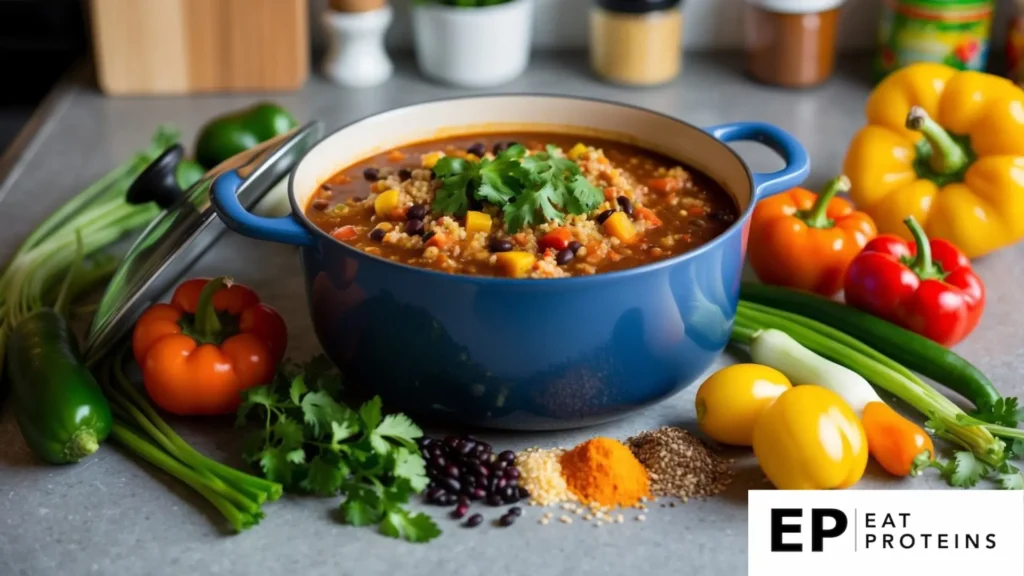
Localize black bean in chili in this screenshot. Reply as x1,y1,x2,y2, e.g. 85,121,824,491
555,248,574,266
369,228,386,242
467,143,487,157
617,196,634,216
567,241,582,254
311,198,330,210
363,167,380,181
406,204,428,221
405,219,425,236
398,168,412,181
596,209,615,224
422,231,436,244
488,237,513,253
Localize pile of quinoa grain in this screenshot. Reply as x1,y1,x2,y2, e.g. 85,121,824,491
516,447,578,507
626,426,733,501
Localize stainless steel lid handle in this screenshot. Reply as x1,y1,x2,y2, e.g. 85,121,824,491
127,144,188,209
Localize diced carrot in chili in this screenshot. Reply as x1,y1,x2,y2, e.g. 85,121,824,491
648,177,684,195
603,187,619,201
389,206,408,220
512,233,529,246
689,206,705,216
494,251,536,278
603,211,638,244
635,206,663,227
331,225,358,241
539,227,573,250
427,233,450,248
543,248,555,260
387,150,406,162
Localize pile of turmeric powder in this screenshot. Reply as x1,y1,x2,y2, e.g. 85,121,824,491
559,437,651,507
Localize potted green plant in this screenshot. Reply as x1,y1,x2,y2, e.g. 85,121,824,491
411,0,534,88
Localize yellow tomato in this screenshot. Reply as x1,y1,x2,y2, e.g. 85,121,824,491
753,385,868,490
695,364,792,446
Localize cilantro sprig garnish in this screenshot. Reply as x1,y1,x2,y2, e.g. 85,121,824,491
431,144,603,233
237,356,440,543
912,420,1024,490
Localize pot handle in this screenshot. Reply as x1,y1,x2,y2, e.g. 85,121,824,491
212,170,316,247
705,122,810,199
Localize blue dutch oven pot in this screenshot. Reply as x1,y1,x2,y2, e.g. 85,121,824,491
210,96,809,430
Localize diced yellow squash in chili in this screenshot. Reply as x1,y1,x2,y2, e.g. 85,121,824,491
567,143,588,160
374,190,400,218
466,211,492,235
604,211,638,244
495,251,536,278
422,152,444,169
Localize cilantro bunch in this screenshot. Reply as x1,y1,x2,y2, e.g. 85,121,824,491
237,356,440,543
913,439,1024,489
431,144,603,233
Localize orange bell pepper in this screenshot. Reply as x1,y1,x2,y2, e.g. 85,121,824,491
132,277,288,416
747,176,878,297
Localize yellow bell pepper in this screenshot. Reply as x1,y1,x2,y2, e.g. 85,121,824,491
374,190,400,219
843,63,1024,259
752,385,868,490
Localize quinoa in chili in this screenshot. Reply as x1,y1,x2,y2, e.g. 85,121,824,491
304,134,739,279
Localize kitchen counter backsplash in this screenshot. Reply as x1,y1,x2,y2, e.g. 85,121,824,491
309,0,1017,52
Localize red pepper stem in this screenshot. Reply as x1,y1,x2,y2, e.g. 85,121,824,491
194,277,231,341
903,217,941,280
802,175,851,229
905,106,968,176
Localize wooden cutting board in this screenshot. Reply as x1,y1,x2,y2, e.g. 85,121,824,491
89,0,309,95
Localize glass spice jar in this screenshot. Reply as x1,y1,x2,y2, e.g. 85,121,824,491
590,0,683,87
744,0,845,88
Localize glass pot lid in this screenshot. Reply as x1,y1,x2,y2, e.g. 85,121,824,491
84,121,325,364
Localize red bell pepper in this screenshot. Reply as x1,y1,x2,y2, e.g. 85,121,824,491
844,216,985,347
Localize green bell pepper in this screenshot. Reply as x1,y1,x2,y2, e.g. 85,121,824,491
194,103,298,170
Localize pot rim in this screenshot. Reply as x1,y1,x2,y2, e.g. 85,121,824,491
286,93,758,286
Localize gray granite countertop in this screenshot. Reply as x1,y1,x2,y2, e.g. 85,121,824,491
2,53,1022,576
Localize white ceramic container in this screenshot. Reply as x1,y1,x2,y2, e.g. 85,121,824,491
411,0,534,88
322,5,394,88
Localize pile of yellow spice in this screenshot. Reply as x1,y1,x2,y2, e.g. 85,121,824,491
516,427,733,526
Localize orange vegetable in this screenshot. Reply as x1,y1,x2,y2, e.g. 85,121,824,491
862,401,934,477
495,251,536,278
387,150,405,162
426,233,450,248
466,211,492,235
539,227,574,251
331,225,358,241
647,177,684,195
635,206,663,227
374,190,401,218
747,176,878,297
132,277,287,416
603,187,618,201
603,211,638,244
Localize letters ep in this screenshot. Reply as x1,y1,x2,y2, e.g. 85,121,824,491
770,508,848,552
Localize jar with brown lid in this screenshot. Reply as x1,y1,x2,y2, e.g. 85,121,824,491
744,0,845,88
590,0,683,87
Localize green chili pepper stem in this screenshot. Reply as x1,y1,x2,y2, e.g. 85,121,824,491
903,216,944,281
800,176,851,229
194,277,230,342
906,106,968,176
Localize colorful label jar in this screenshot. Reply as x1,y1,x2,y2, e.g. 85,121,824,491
875,0,994,81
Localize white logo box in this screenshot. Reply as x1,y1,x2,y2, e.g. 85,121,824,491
749,490,1024,576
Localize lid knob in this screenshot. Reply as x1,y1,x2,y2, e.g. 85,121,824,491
127,144,188,209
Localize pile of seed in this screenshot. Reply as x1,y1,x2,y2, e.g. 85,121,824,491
626,426,733,500
515,447,577,507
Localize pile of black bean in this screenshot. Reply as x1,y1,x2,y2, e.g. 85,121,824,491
419,435,528,528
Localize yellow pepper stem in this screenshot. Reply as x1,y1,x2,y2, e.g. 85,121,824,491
905,106,969,176
902,217,944,281
800,175,851,229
